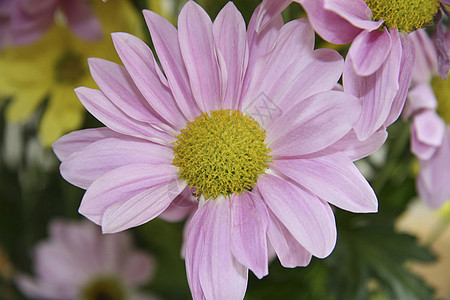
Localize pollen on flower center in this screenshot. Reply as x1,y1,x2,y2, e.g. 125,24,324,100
173,109,271,200
432,75,450,124
365,0,440,32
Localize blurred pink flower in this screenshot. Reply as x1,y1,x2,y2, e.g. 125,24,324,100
17,219,156,300
0,0,102,49
257,0,421,141
53,2,380,298
405,29,450,209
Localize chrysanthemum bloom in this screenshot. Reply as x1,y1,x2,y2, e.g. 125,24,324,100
404,29,450,209
17,219,156,300
0,0,140,146
54,2,381,298
0,0,103,49
257,0,436,141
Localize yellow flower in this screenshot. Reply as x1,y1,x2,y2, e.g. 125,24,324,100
0,0,141,146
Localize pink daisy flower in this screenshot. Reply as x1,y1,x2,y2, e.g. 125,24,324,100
0,0,102,49
405,29,450,209
53,2,381,298
257,0,436,140
17,219,155,300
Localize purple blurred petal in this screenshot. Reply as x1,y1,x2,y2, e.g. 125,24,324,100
255,0,290,33
60,0,102,41
435,10,450,79
404,83,437,118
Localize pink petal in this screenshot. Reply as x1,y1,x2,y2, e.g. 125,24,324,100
411,124,438,160
16,275,74,299
230,193,269,279
79,164,178,225
178,1,222,113
60,137,173,189
414,110,445,147
213,2,248,110
265,208,312,268
111,33,187,129
327,128,387,161
404,83,437,118
52,127,121,161
75,87,174,144
348,28,391,76
273,152,378,213
186,200,248,300
102,179,187,233
323,0,383,30
267,91,360,156
258,174,337,258
159,186,196,222
88,58,165,125
243,4,283,96
143,10,201,122
345,29,402,140
384,32,415,127
410,29,437,84
418,128,450,209
255,0,290,33
300,0,364,44
60,0,102,41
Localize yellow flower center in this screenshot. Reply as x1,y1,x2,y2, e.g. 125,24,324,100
80,276,125,300
173,109,271,200
432,75,450,124
55,51,85,84
365,0,440,32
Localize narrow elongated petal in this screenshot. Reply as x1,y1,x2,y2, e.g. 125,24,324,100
348,28,391,76
273,153,378,213
258,174,337,258
53,128,121,161
102,180,187,233
112,33,187,128
143,10,201,121
266,209,312,268
267,91,360,156
243,4,283,97
88,58,165,124
213,2,248,110
60,138,173,189
345,29,402,140
186,200,248,300
178,1,221,113
230,193,269,279
79,164,178,224
384,32,415,127
60,0,102,41
75,87,173,144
